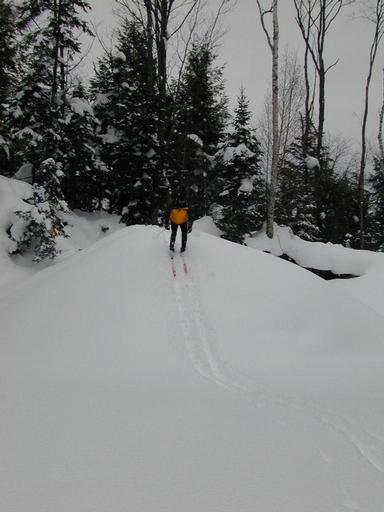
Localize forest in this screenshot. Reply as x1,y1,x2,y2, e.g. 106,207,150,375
0,0,384,262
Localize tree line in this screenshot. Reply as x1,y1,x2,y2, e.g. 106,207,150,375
0,0,383,261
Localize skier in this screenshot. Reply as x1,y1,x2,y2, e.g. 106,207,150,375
165,192,192,253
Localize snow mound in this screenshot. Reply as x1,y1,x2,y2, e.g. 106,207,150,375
1,225,384,511
249,224,384,320
193,215,222,236
249,224,384,276
0,174,123,293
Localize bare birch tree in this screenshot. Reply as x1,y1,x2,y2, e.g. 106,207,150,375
358,0,384,248
259,49,305,183
378,68,384,168
293,0,353,161
256,0,279,238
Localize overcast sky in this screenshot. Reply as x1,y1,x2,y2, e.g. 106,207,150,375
83,0,383,152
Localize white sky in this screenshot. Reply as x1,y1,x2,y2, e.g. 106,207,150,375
83,0,383,152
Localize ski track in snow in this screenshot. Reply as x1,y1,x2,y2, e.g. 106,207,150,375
166,243,384,477
172,254,243,391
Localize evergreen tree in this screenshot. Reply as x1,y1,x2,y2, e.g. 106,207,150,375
0,0,16,101
91,20,158,223
62,82,109,210
314,147,364,246
214,88,264,244
9,0,93,189
278,129,362,246
369,156,384,250
0,0,17,173
170,41,228,218
8,159,69,261
278,131,319,241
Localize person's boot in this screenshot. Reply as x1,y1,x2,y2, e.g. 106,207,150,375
170,243,175,252
180,245,186,253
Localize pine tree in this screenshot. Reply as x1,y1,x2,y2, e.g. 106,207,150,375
0,0,16,106
314,146,362,246
279,128,362,246
369,156,384,250
171,41,228,219
214,88,264,244
62,82,109,210
329,173,361,248
278,131,319,241
91,20,158,224
8,159,69,261
0,0,17,173
9,0,93,189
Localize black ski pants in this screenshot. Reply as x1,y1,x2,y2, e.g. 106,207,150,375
170,222,188,249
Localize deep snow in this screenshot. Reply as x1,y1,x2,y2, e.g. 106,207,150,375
1,220,384,512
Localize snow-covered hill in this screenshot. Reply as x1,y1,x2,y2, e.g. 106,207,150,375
1,224,384,512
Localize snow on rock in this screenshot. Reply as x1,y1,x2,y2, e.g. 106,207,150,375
249,224,384,277
1,225,384,511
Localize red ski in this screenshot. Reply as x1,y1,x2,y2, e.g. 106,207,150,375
181,254,188,275
170,252,177,278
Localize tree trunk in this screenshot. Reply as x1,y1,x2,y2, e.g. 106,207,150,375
317,2,326,162
60,44,65,115
150,0,169,223
144,0,155,98
378,68,384,169
358,63,374,248
358,2,384,248
157,1,169,146
303,42,311,153
266,0,279,238
51,0,62,105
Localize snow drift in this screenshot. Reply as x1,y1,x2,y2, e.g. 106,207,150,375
1,225,384,512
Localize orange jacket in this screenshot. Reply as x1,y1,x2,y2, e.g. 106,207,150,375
170,207,189,225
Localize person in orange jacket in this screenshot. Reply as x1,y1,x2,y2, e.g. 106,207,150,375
165,192,193,252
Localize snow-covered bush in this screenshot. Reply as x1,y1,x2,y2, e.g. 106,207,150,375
8,159,69,261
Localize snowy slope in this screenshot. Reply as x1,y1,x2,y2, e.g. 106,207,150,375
0,175,122,293
1,226,384,512
249,224,384,319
